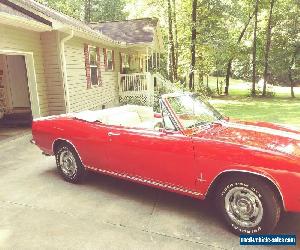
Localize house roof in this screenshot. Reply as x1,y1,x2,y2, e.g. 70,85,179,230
1,0,161,48
90,18,159,44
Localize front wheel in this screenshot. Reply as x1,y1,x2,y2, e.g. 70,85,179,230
55,144,85,183
215,175,281,235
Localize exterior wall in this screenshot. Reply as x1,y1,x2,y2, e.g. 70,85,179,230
0,55,6,111
41,31,66,115
64,37,120,112
0,24,49,116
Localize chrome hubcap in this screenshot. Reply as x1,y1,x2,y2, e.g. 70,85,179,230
59,150,77,178
225,187,263,228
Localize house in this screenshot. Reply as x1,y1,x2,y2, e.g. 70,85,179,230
0,0,164,124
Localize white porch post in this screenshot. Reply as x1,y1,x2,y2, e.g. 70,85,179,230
151,49,154,71
118,72,121,94
156,51,158,70
158,53,161,69
146,47,149,72
146,72,154,106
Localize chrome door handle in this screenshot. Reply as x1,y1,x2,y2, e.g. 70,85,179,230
108,132,120,136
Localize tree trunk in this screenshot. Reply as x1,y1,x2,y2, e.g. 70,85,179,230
172,0,179,81
206,75,209,88
289,50,296,98
167,0,175,82
225,10,255,95
217,76,220,95
189,0,197,91
224,59,232,95
262,0,275,96
84,0,91,23
251,0,259,96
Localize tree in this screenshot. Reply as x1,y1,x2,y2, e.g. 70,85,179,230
189,0,197,90
172,0,179,81
262,0,276,96
84,0,91,23
251,0,259,96
289,48,297,98
167,0,176,82
91,0,127,22
225,9,255,95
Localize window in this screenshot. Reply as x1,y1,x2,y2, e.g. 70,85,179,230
89,47,99,86
84,44,102,88
105,49,114,71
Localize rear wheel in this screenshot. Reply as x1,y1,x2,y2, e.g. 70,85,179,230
215,175,281,235
55,144,85,183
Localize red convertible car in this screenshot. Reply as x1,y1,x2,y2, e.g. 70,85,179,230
32,92,300,235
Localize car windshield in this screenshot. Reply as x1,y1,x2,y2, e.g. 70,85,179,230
166,94,223,129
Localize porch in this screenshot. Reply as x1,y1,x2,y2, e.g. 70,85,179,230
118,72,173,107
118,47,173,107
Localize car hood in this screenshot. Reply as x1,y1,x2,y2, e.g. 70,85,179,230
197,120,300,157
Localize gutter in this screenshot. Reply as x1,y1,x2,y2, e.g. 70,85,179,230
59,30,74,113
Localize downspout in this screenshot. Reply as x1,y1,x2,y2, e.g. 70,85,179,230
60,30,74,113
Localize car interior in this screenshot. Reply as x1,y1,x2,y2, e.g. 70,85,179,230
73,105,164,130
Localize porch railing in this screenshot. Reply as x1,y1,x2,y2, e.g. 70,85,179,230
119,73,149,92
118,72,177,106
118,72,154,106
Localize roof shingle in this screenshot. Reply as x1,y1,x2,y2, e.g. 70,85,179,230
90,18,158,44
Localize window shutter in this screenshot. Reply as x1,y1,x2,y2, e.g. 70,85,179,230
112,50,115,70
84,44,91,89
103,48,107,69
96,47,102,85
119,52,122,73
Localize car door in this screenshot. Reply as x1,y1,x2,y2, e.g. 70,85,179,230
105,126,199,192
71,120,111,170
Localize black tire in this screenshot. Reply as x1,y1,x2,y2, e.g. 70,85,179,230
215,174,281,235
55,143,85,183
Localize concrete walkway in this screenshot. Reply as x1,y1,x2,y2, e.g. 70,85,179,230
0,127,30,142
0,135,299,250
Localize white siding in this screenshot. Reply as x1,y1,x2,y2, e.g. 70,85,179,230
0,24,49,116
41,31,66,115
64,37,120,112
0,55,6,110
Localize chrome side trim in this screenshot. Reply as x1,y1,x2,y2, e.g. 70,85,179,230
86,165,202,197
206,169,286,210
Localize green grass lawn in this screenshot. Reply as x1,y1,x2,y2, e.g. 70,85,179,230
206,77,300,129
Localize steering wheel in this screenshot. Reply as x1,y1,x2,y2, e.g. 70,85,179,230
154,121,164,130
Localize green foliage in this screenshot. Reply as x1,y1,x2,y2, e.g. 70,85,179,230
90,0,128,22
36,0,83,19
37,0,128,22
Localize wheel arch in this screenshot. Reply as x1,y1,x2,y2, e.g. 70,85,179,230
206,170,285,211
52,138,84,166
